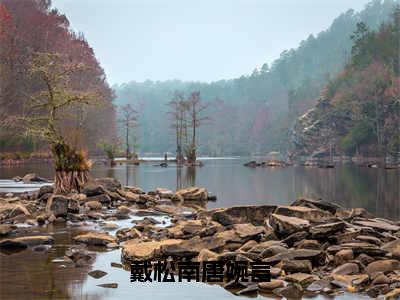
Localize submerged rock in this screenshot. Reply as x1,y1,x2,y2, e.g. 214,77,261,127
97,283,118,289
22,173,48,183
0,235,54,248
88,270,108,279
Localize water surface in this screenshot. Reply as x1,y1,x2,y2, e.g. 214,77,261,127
0,158,398,299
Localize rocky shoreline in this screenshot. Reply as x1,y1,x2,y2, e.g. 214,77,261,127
1,176,400,298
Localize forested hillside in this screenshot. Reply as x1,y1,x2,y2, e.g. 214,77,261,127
114,0,398,156
0,0,116,158
291,8,399,159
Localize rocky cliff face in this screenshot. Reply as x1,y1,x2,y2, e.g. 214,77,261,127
290,97,342,159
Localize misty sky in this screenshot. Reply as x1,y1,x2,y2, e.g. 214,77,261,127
52,0,372,85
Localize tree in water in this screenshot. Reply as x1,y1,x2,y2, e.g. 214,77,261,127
185,91,209,164
119,104,138,159
17,52,103,194
167,91,187,164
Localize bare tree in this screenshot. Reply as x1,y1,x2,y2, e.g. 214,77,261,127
15,52,101,194
119,104,137,159
185,91,209,163
167,91,187,164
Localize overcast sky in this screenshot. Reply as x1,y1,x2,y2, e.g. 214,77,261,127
52,0,372,85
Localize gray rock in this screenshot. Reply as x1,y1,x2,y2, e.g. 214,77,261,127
46,195,69,217
82,183,106,197
88,270,108,279
97,283,118,288
94,178,121,192
38,185,54,198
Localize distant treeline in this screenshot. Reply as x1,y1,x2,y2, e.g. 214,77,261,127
114,0,398,156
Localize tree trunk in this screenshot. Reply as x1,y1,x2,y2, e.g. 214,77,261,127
126,122,130,159
54,170,89,194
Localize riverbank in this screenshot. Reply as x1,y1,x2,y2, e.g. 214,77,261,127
1,177,400,299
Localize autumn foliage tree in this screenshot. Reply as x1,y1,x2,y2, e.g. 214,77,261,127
16,52,103,193
0,0,116,157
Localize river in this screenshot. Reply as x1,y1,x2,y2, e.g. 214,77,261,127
0,158,398,299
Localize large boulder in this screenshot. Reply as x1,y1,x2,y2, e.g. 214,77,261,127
232,223,265,241
352,219,400,232
116,227,142,242
330,242,387,256
38,185,54,198
208,205,276,226
155,188,174,199
161,236,226,258
117,190,140,202
82,183,106,197
176,187,208,201
0,235,54,249
269,214,310,236
282,259,312,273
309,221,346,238
291,197,342,214
85,201,102,210
122,239,182,261
331,262,360,275
46,195,69,217
365,259,400,275
94,178,122,192
74,232,116,246
167,220,222,239
274,205,332,221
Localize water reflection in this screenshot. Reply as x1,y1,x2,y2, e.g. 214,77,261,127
0,159,398,219
176,166,197,190
0,224,96,299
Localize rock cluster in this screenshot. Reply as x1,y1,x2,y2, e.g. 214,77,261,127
2,176,400,299
120,196,400,299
